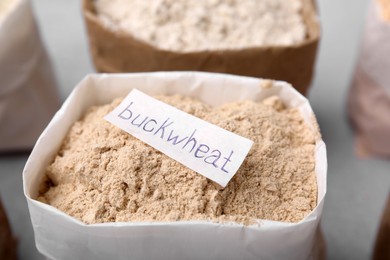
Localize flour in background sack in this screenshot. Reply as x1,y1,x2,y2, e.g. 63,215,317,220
38,94,318,225
94,0,306,51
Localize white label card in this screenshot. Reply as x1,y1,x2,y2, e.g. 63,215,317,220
104,89,253,187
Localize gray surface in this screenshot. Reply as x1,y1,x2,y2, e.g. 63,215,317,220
0,0,389,259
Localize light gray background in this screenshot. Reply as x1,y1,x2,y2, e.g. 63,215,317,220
1,0,390,259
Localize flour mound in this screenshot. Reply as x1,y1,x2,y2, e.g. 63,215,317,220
39,95,317,225
94,0,306,51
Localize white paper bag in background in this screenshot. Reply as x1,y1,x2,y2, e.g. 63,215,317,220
348,0,390,157
0,0,60,152
23,72,327,260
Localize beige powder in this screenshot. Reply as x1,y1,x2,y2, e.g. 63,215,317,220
38,95,318,225
94,0,306,52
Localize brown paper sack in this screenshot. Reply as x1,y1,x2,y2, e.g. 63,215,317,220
24,72,327,260
0,198,17,260
373,194,390,260
82,0,320,95
348,0,390,158
0,0,60,152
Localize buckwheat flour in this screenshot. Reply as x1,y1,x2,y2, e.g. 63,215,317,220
38,95,317,225
93,0,306,52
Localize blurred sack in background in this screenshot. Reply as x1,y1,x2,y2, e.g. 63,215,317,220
373,194,390,260
0,197,17,260
0,0,60,152
348,0,390,158
82,0,320,96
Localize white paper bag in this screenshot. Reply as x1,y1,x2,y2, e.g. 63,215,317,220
0,0,60,152
23,72,327,260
